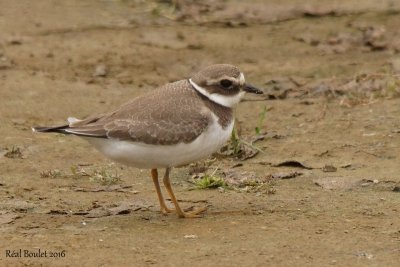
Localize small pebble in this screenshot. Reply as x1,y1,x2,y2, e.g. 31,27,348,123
93,64,108,77
184,234,198,239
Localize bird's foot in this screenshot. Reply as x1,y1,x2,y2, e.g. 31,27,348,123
178,206,207,218
161,206,175,215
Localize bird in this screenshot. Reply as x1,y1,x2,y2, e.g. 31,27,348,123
33,64,263,218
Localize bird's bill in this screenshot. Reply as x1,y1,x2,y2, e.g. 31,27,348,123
243,83,263,94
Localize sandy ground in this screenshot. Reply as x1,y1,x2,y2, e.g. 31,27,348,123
1,1,400,266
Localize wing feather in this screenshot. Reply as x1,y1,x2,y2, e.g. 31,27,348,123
65,80,211,145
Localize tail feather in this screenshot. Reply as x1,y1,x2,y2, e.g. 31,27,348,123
32,124,70,134
32,124,107,138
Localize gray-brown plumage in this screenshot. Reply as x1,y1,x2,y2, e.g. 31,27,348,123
33,64,262,218
35,79,232,145
34,64,251,146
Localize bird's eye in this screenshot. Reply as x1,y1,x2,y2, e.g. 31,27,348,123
220,79,232,88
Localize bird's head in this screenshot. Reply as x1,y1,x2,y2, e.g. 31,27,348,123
189,64,263,107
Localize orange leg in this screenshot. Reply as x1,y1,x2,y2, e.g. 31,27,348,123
151,169,174,214
162,167,207,218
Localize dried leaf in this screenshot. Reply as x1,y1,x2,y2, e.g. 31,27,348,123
302,7,337,17
46,210,68,215
273,160,313,169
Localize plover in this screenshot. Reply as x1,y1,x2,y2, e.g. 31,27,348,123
33,64,262,218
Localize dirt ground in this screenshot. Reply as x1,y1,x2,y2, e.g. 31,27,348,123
1,1,400,266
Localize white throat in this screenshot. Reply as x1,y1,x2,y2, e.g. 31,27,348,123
189,79,245,108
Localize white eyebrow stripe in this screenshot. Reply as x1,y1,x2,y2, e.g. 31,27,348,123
239,72,245,85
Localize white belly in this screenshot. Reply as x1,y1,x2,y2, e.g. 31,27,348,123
84,116,234,169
